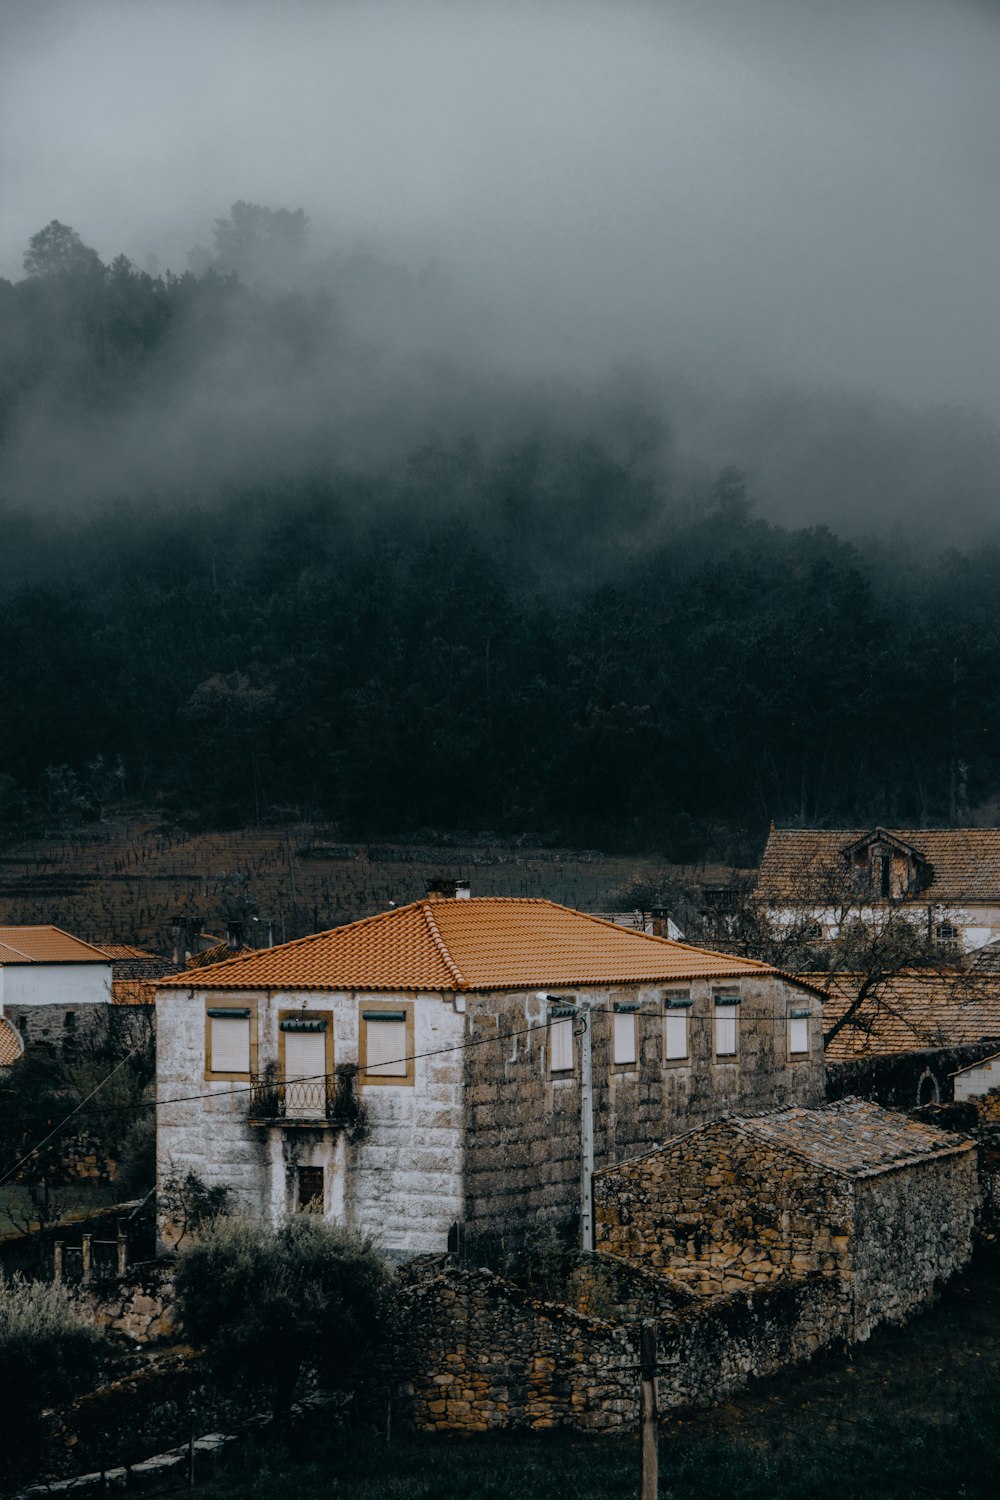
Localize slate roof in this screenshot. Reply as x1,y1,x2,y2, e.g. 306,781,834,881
757,826,1000,903
99,944,165,962
735,1098,973,1176
157,897,803,994
809,971,1000,1061
0,927,109,964
0,1018,23,1067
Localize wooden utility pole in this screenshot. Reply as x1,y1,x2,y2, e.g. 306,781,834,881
639,1321,658,1500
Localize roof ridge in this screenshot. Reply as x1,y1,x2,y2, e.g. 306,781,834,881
418,902,468,990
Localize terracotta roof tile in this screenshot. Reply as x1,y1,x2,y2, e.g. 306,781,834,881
158,898,795,994
758,827,1000,903
98,944,164,961
0,926,109,964
111,977,159,1006
735,1098,972,1176
0,1018,23,1067
810,970,1000,1060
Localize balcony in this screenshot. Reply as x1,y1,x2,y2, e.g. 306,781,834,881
248,1064,366,1137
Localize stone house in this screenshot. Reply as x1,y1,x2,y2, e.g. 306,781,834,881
593,1097,977,1339
155,893,825,1256
0,926,112,1052
757,825,1000,954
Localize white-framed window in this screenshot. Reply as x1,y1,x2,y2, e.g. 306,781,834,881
788,1008,811,1055
612,1004,639,1066
713,989,740,1057
360,1005,412,1083
206,1005,252,1076
664,991,692,1061
549,1011,575,1074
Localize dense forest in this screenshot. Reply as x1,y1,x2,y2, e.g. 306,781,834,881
2,211,999,860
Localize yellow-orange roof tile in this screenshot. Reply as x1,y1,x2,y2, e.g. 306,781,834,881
0,1018,23,1067
158,897,796,994
0,926,109,964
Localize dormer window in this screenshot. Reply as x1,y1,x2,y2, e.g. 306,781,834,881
841,829,931,900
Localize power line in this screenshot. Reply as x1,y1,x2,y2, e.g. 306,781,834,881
0,1003,818,1145
0,1044,141,1188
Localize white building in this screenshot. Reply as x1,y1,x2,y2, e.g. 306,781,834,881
0,926,112,1050
156,893,825,1257
757,826,1000,954
952,1051,1000,1103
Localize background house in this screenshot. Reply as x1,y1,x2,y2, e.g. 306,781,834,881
0,926,112,1052
593,1098,977,1340
156,892,825,1257
757,826,1000,954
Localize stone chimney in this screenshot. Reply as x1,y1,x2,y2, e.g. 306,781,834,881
226,920,244,951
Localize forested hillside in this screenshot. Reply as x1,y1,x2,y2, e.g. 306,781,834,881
2,215,999,859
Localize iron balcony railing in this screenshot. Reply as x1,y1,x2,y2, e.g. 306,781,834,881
249,1075,334,1122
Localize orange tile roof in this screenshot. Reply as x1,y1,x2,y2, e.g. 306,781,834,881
0,926,109,964
111,977,159,1006
811,970,1000,1061
758,827,1000,903
0,1018,23,1067
158,897,798,994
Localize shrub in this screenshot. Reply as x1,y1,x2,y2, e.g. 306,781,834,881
174,1213,394,1418
0,1272,108,1486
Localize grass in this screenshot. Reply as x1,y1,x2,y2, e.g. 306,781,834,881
190,1259,1000,1500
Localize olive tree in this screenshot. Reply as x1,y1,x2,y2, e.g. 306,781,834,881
174,1214,394,1418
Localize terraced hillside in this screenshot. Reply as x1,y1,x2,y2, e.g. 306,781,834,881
0,818,726,954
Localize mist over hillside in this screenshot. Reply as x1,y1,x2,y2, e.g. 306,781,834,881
1,1,998,858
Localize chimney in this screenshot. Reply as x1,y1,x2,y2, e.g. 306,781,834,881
426,878,471,901
226,920,244,951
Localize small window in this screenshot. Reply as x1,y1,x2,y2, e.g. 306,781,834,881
936,922,959,945
549,1015,575,1074
788,1008,810,1055
612,1006,638,1066
297,1165,324,1213
64,1011,76,1032
206,1005,252,1076
713,990,740,1057
360,1004,414,1085
664,992,692,1061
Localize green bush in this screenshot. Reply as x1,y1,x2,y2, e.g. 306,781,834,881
0,1272,108,1486
174,1213,394,1418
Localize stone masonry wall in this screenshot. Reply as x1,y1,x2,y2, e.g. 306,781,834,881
462,976,824,1249
394,1259,848,1433
156,986,465,1256
850,1151,978,1340
593,1120,855,1301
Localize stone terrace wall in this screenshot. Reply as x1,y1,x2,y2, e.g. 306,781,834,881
81,1262,176,1343
593,1120,855,1300
394,1260,849,1433
851,1150,977,1340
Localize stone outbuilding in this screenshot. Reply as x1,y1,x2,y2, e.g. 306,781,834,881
593,1097,977,1339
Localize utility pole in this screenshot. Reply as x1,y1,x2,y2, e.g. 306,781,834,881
639,1321,659,1500
578,1006,594,1251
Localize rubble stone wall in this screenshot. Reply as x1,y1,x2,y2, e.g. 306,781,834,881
462,977,824,1248
395,1260,848,1433
592,1120,855,1301
81,1262,176,1343
851,1151,978,1339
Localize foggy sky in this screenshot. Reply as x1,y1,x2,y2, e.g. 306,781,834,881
0,0,997,532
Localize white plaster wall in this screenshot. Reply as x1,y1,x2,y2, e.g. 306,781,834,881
0,963,111,1007
156,986,465,1256
954,1056,1000,1101
769,903,1000,951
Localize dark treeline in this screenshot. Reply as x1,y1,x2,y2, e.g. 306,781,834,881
2,215,999,859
